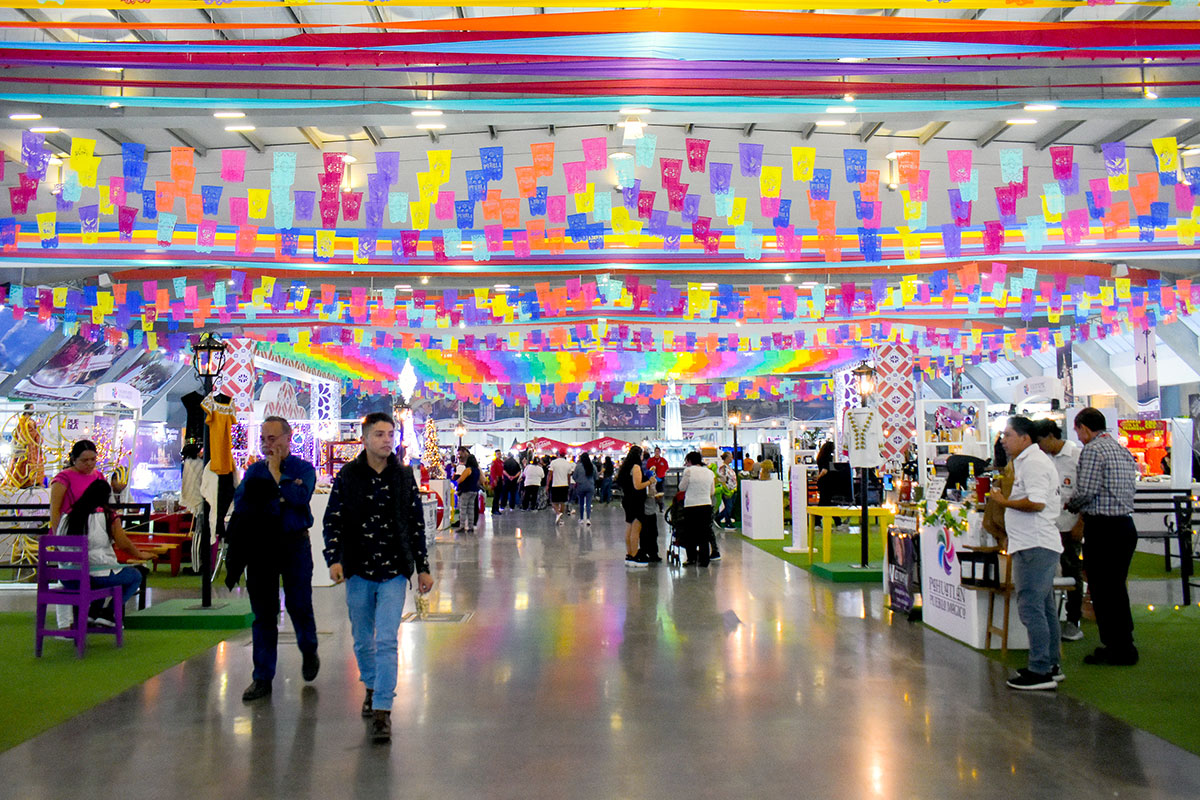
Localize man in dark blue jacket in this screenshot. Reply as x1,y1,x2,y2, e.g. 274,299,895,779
324,412,434,743
235,415,319,703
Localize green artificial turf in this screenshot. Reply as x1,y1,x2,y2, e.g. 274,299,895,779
0,612,237,753
983,604,1200,755
1127,549,1185,581
143,566,225,591
739,527,885,573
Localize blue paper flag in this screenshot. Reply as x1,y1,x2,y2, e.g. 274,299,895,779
810,169,832,201
455,200,475,229
941,224,962,259
294,190,315,221
527,186,548,216
682,194,701,223
772,198,792,228
843,149,867,184
480,146,504,181
201,185,223,215
141,189,157,220
465,170,488,202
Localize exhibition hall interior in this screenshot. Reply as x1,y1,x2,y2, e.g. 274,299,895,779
1,2,1200,797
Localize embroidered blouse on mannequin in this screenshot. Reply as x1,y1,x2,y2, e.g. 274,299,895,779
201,393,235,475
845,406,884,469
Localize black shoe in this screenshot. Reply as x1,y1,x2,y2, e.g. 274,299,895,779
1086,646,1139,666
362,688,374,717
1006,671,1056,691
302,651,320,682
242,680,272,702
699,560,710,568
647,555,663,563
709,551,721,561
1049,665,1066,683
371,710,392,743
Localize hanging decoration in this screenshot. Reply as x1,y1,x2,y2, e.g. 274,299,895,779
423,415,445,478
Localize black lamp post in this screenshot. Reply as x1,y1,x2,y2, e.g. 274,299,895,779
191,332,227,609
728,411,741,462
851,361,877,569
455,422,467,449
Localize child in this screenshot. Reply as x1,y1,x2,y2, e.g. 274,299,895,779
639,488,664,564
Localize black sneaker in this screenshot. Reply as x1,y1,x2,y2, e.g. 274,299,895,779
242,679,272,702
371,710,391,743
1049,665,1066,683
1085,646,1139,666
1006,671,1057,691
709,551,721,561
302,651,320,682
646,555,663,563
362,688,374,717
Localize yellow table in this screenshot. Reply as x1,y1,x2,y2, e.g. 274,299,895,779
805,505,896,565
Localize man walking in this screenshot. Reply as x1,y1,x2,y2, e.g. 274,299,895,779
502,452,521,511
548,449,573,525
324,412,434,743
646,447,669,497
1065,407,1140,666
235,416,319,703
990,416,1064,691
1035,419,1086,642
521,457,544,511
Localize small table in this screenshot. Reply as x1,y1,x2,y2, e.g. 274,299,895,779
805,505,895,564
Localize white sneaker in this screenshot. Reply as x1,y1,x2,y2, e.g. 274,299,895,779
555,512,563,525
1061,622,1084,641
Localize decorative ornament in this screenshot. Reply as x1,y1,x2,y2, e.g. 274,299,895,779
423,416,444,479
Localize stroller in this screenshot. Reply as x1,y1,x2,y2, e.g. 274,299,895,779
663,494,687,567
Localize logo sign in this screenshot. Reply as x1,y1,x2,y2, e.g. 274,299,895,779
936,527,956,576
95,382,142,411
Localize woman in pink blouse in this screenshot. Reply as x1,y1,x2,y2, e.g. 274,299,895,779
49,440,105,532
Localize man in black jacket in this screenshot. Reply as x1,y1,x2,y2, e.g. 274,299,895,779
324,412,434,743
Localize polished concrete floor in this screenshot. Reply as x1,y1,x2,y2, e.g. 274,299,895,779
5,503,1200,799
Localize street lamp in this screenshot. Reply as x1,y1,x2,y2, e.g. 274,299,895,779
850,360,877,569
455,422,467,448
189,332,227,609
728,411,741,462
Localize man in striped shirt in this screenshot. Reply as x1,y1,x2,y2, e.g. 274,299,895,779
1064,407,1140,667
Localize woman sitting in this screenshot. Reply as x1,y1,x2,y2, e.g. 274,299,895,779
60,478,153,626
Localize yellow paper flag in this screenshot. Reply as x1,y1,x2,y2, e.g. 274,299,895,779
574,182,595,213
727,196,746,226
247,188,270,219
427,150,452,184
791,147,815,182
315,229,335,258
760,165,783,198
1152,137,1179,174
416,171,438,202
410,200,431,231
1115,278,1131,300
69,138,96,172
36,211,55,241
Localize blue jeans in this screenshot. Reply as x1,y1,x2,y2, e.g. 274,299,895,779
246,534,318,682
1012,547,1061,675
64,566,142,607
598,477,613,503
716,494,736,525
346,573,408,711
577,488,593,519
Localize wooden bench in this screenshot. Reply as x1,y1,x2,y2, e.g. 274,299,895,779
962,545,1078,657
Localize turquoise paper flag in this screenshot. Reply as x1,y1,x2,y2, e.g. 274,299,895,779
961,169,979,202
635,133,657,168
388,192,409,224
157,212,177,244
63,172,82,202
273,197,294,229
443,227,463,256
173,276,187,297
715,192,734,216
213,282,226,306
593,191,612,221
744,235,762,261
1000,148,1023,183
614,158,635,187
1024,214,1047,251
911,204,927,232
471,234,490,261
272,151,297,185
1042,183,1065,215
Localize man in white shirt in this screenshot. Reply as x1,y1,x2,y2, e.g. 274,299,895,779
1035,419,1085,642
520,459,545,512
990,416,1064,691
678,452,717,566
548,450,574,525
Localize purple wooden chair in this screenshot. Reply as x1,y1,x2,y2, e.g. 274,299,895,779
35,535,124,657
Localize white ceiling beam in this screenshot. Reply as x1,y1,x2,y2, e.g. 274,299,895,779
1034,120,1084,151
166,129,208,158
859,122,883,142
1073,341,1137,408
1168,120,1200,146
298,127,323,150
15,9,67,43
963,365,1004,404
918,121,948,146
1152,323,1200,383
1091,120,1153,153
239,132,265,154
976,122,1009,149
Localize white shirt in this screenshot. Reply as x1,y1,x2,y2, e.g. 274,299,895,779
549,457,574,488
1047,440,1081,533
522,464,544,486
845,407,884,469
1005,444,1064,554
679,465,715,507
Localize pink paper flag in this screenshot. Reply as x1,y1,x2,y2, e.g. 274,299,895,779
660,158,683,186
221,150,246,182
947,150,972,183
229,196,248,225
1049,145,1074,181
563,161,587,194
512,230,531,258
547,195,566,224
434,191,455,220
1088,177,1111,208
580,137,608,171
685,138,710,173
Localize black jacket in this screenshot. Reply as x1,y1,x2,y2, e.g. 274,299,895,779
322,452,430,581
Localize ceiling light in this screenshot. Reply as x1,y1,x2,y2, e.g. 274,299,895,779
1005,119,1037,125
9,113,41,121
843,94,855,103
458,321,466,329
610,152,634,161
410,109,443,117
1023,104,1057,112
342,155,357,163
29,126,60,133
825,106,856,114
885,152,898,160
416,123,446,130
107,102,122,109
815,120,847,127
784,274,793,282
494,284,511,290
421,276,430,285
47,156,62,165
225,125,256,132
837,58,865,64
213,111,245,119
98,67,124,73
887,182,899,190
619,107,651,115
1144,89,1159,100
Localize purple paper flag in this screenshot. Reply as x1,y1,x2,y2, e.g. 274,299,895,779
738,143,763,177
